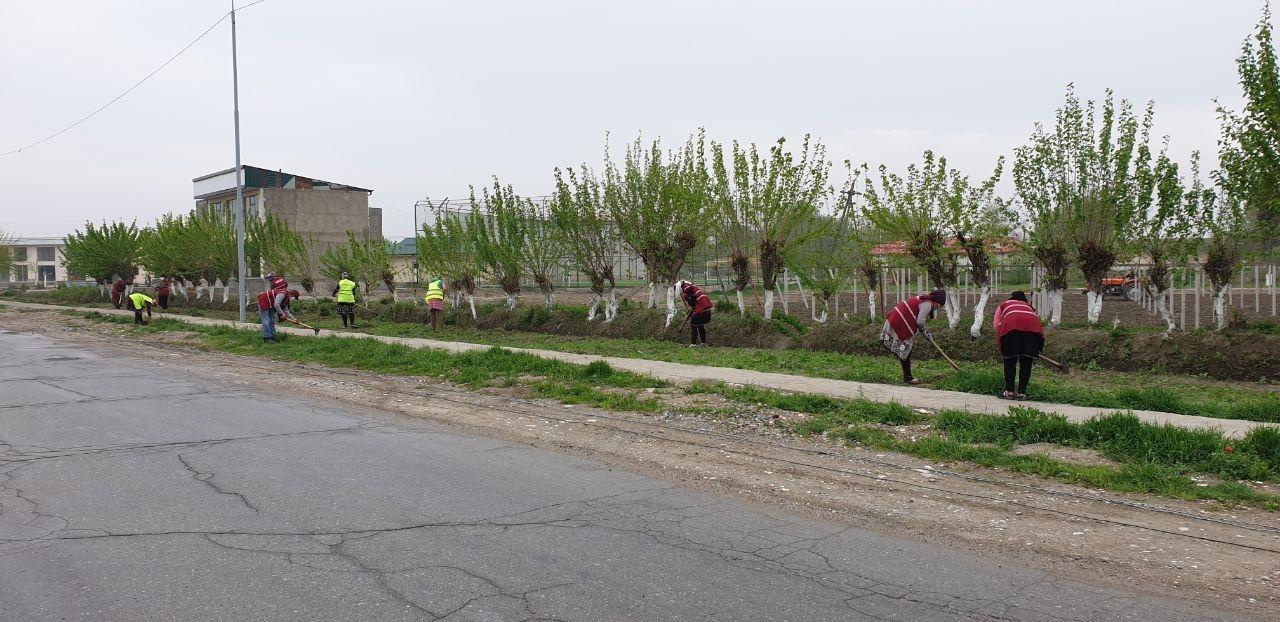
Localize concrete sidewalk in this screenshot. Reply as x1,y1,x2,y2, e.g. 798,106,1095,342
5,299,1272,438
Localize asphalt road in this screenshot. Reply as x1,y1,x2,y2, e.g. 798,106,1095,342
0,330,1234,621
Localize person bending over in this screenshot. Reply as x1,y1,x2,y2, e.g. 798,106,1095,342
128,292,155,325
679,280,713,347
993,290,1045,400
881,289,946,385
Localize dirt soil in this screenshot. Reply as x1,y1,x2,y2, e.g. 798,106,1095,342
4,306,1278,618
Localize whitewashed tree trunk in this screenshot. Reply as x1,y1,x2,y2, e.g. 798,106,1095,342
543,289,555,309
1085,290,1104,324
815,298,829,323
735,289,746,314
1213,284,1230,330
505,293,517,309
222,278,232,303
195,281,207,301
968,284,991,339
866,289,878,320
763,289,775,319
587,293,601,321
604,287,618,322
944,287,961,330
99,283,109,297
467,294,477,320
663,283,677,327
1085,289,1105,322
177,280,189,299
125,284,134,296
1047,288,1063,327
647,283,657,309
1154,290,1175,336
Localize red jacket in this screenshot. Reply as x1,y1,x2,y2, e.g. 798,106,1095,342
887,295,932,341
157,279,171,296
993,299,1043,340
682,283,712,314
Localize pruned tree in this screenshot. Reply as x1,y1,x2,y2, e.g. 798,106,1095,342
1133,145,1193,335
787,162,868,323
521,199,564,309
1203,145,1256,330
321,232,386,299
63,220,143,295
550,165,619,322
605,131,710,326
863,150,962,327
1217,2,1280,259
1014,85,1154,326
417,210,481,319
943,157,1010,337
291,233,320,298
712,134,831,318
469,178,529,309
140,213,198,299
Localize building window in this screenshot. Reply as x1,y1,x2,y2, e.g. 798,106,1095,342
13,247,27,261
37,265,55,283
37,246,55,262
14,265,28,282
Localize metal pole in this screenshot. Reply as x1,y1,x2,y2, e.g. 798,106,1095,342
231,1,247,323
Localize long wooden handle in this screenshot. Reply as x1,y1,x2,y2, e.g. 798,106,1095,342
926,334,961,370
1038,354,1068,373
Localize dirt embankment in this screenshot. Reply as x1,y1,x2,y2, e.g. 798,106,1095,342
468,303,1280,382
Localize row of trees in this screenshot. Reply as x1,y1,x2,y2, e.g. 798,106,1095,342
61,209,393,304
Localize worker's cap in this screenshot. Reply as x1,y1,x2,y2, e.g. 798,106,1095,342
288,289,301,299
341,272,349,278
928,289,946,305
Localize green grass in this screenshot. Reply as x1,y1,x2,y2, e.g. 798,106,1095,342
22,293,1280,422
74,311,1280,509
81,312,666,414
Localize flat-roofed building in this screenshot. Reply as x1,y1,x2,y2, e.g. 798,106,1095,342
3,236,68,287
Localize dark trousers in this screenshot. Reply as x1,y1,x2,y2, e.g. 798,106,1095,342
158,294,169,309
1003,357,1034,394
689,310,711,344
133,307,150,325
999,331,1043,394
690,325,706,344
900,357,913,382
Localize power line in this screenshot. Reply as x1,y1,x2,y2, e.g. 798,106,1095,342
0,1,269,158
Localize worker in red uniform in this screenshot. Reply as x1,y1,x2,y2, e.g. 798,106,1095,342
993,290,1045,400
110,277,127,309
156,277,171,310
882,289,946,384
678,280,713,347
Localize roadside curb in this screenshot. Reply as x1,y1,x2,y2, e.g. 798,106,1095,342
5,298,1272,439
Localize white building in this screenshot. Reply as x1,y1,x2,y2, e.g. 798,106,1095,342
4,237,68,287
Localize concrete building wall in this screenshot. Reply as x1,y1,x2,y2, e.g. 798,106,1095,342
261,188,374,251
4,238,68,287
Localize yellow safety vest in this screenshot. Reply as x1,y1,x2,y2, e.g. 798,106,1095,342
424,279,445,302
336,279,357,303
129,293,155,310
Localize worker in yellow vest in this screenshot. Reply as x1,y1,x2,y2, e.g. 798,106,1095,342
424,277,447,332
331,272,359,328
128,292,156,326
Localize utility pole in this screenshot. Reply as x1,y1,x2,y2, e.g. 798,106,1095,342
231,0,248,322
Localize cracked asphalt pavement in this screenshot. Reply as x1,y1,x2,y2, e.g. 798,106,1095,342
0,330,1238,621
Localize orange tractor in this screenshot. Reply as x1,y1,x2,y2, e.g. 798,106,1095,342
1082,271,1140,300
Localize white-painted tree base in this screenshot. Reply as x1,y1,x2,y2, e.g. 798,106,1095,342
969,285,991,338
763,289,775,319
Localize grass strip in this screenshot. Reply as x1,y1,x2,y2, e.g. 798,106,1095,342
19,292,1280,423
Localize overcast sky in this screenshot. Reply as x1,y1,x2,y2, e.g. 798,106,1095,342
0,1,1267,239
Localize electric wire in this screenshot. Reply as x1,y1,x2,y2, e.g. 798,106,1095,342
0,0,269,158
